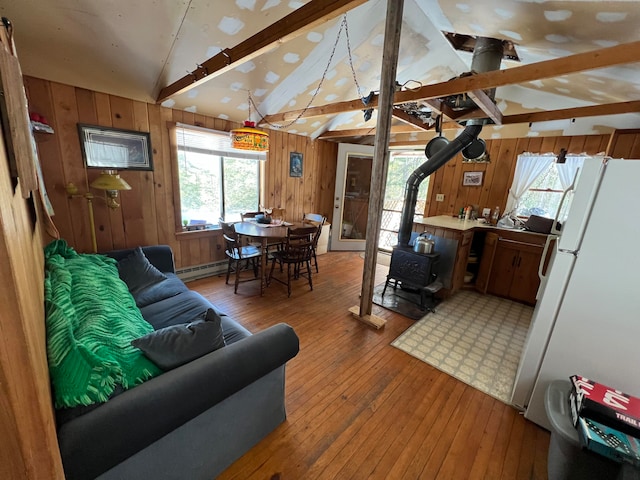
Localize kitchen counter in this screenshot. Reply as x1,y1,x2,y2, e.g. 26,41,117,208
415,215,485,231
416,215,551,239
413,215,553,301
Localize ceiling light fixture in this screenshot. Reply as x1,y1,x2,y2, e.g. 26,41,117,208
230,91,269,152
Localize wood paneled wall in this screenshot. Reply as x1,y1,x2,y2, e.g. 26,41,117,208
424,134,612,218
607,128,640,158
24,76,338,269
22,74,640,269
0,68,64,479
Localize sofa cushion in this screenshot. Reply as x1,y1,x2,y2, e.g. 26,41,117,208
140,290,224,330
117,247,168,295
132,309,225,370
132,273,189,308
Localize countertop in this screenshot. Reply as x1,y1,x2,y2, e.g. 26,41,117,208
416,215,551,241
415,215,494,231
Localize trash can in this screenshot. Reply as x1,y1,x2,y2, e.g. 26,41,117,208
545,380,620,479
316,223,330,255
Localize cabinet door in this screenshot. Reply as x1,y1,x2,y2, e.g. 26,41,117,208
510,244,543,304
452,231,474,291
486,240,518,298
475,232,498,293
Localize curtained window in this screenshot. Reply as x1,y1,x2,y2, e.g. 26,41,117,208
508,153,586,221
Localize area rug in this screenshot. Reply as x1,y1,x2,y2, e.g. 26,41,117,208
391,290,533,404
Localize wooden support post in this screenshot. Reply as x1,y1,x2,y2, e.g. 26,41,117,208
350,0,405,328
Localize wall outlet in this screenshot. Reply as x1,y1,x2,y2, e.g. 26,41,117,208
436,194,445,202
482,207,491,217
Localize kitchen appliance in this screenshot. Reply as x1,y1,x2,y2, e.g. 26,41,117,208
523,214,556,234
413,233,435,254
511,156,640,431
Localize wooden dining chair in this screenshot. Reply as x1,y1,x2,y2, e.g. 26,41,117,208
259,208,287,253
240,211,262,221
268,225,317,297
219,220,262,293
302,213,326,273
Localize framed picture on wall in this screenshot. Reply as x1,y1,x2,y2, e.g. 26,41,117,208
462,171,483,186
78,124,153,170
290,152,303,177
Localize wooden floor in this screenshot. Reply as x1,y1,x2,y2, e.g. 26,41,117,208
188,251,550,480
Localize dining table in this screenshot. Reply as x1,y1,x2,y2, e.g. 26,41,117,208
233,220,297,295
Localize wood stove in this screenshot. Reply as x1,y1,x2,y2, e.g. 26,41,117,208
382,246,440,310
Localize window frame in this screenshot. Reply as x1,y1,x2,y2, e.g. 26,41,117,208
169,122,265,233
515,162,565,220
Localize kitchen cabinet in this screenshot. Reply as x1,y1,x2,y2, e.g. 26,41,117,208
417,224,473,296
414,216,553,303
486,238,543,305
475,232,498,293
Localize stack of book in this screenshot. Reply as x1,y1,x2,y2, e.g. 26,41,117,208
569,375,640,467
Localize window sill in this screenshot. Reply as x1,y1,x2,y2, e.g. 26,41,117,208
175,226,221,241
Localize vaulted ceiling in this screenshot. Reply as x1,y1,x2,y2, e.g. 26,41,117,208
2,0,640,147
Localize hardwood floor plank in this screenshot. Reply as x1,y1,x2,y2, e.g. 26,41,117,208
412,387,488,479
353,372,451,479
389,382,468,479
500,408,526,479
440,392,497,479
187,251,550,480
314,358,432,479
485,404,518,479
369,371,454,479
467,400,510,480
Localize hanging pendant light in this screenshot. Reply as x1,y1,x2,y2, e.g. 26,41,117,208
230,120,269,151
230,92,269,152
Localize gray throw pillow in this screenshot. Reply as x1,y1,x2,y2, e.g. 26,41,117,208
131,309,225,370
117,246,168,294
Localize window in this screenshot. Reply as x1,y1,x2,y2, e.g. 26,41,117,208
379,152,430,250
175,125,263,226
515,156,585,222
516,163,564,219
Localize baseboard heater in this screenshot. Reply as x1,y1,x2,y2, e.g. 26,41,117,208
176,260,228,282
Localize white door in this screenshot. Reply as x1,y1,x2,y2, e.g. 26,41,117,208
331,143,374,251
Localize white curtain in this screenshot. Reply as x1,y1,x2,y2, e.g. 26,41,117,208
556,155,586,190
505,153,555,214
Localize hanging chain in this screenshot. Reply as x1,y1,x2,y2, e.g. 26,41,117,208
343,13,364,101
250,14,367,130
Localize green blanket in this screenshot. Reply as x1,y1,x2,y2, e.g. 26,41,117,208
44,240,161,408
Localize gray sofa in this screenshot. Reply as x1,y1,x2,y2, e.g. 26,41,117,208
54,245,300,480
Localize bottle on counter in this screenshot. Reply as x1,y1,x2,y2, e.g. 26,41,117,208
459,207,464,219
464,206,471,221
491,206,500,224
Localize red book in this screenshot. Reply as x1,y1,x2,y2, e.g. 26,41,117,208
570,375,640,438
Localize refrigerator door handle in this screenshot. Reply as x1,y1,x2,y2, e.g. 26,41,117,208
538,234,559,282
551,169,580,235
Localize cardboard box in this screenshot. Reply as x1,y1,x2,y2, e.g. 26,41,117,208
570,375,640,438
577,416,640,467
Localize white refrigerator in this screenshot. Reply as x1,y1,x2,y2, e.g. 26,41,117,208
510,156,640,431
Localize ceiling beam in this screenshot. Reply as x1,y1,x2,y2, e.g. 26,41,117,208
467,90,502,125
262,40,640,123
391,108,431,131
156,0,368,102
502,100,640,125
324,100,640,139
319,125,430,139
